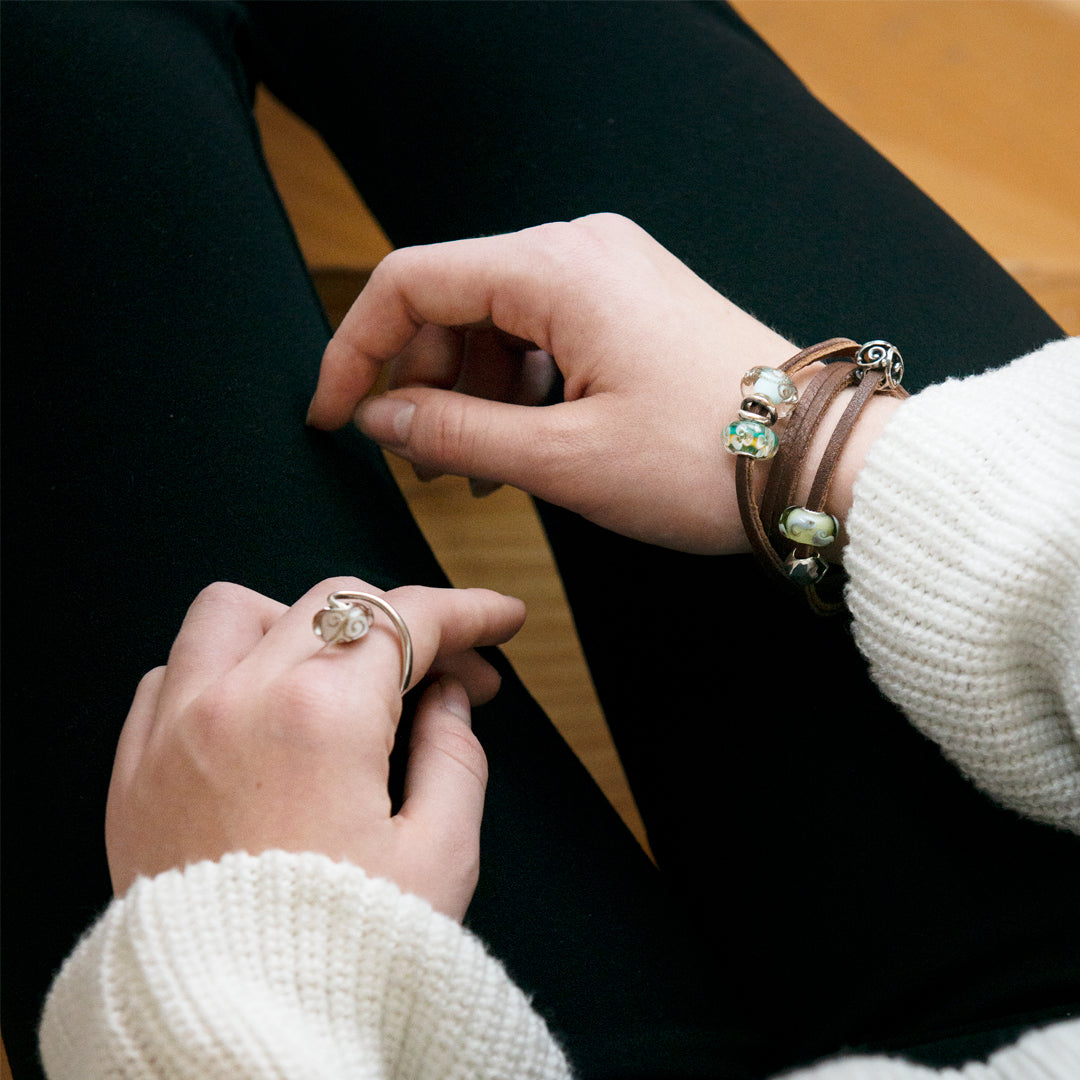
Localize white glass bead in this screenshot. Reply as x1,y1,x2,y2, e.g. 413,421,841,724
740,367,799,419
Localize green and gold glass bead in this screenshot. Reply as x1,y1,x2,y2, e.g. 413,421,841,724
724,419,779,459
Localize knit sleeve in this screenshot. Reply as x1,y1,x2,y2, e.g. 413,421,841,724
844,336,1080,831
38,850,571,1080
778,1019,1080,1080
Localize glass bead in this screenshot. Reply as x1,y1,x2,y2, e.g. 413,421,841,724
724,419,779,460
740,367,799,419
778,506,839,548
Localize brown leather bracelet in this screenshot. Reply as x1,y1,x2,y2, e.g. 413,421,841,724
760,361,858,548
777,337,860,373
806,370,886,518
726,338,908,615
781,369,885,615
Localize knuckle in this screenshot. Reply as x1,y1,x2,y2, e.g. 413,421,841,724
315,575,378,598
573,211,636,238
367,246,414,291
429,720,489,790
185,680,246,741
530,214,638,264
137,665,167,691
374,245,417,276
420,394,480,465
270,667,335,722
264,670,357,748
529,219,607,265
191,580,253,611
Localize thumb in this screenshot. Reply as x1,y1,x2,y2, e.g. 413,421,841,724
398,677,487,920
356,387,599,503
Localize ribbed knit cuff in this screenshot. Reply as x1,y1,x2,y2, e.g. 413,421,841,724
39,850,570,1079
778,1019,1080,1080
845,337,1080,831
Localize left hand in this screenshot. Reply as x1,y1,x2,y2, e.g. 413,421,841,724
307,214,797,554
105,577,526,921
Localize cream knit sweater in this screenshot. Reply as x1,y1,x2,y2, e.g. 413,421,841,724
40,339,1080,1079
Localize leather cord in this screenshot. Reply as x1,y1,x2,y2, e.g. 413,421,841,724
734,339,859,590
777,337,860,375
760,361,857,547
733,338,908,616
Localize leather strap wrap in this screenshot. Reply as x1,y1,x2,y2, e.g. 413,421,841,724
731,338,908,616
761,361,857,547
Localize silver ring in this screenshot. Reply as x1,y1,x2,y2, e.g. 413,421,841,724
312,591,414,695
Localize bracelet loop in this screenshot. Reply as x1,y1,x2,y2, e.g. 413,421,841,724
729,338,908,615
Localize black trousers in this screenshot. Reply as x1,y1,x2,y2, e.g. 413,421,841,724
3,3,1077,1078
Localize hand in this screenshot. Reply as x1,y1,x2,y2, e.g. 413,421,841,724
105,578,526,921
307,214,798,555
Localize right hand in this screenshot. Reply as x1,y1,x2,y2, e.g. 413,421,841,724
307,214,797,554
106,578,526,921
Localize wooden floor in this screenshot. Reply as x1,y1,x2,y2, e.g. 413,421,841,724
255,0,1080,858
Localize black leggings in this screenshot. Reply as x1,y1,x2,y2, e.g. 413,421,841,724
3,3,1077,1078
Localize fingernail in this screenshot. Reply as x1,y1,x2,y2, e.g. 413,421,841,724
439,677,471,725
469,478,502,499
355,396,415,449
413,463,445,483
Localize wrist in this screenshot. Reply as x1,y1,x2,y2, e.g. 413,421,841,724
746,360,831,538
797,386,904,558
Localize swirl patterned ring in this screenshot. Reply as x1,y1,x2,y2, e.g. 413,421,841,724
312,591,414,695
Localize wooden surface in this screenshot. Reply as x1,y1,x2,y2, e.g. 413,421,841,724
254,0,1080,858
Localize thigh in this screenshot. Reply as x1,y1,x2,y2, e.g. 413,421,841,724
249,0,1077,1070
2,6,738,1078
249,0,1059,376
1,1,418,1066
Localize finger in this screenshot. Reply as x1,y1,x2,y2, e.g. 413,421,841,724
424,648,504,707
396,677,487,918
245,578,525,708
110,666,167,787
355,388,610,507
157,582,286,717
387,322,465,392
514,348,559,407
375,584,526,698
308,213,688,430
244,576,390,672
453,334,552,499
454,329,550,403
393,332,557,496
308,228,573,430
401,678,487,817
